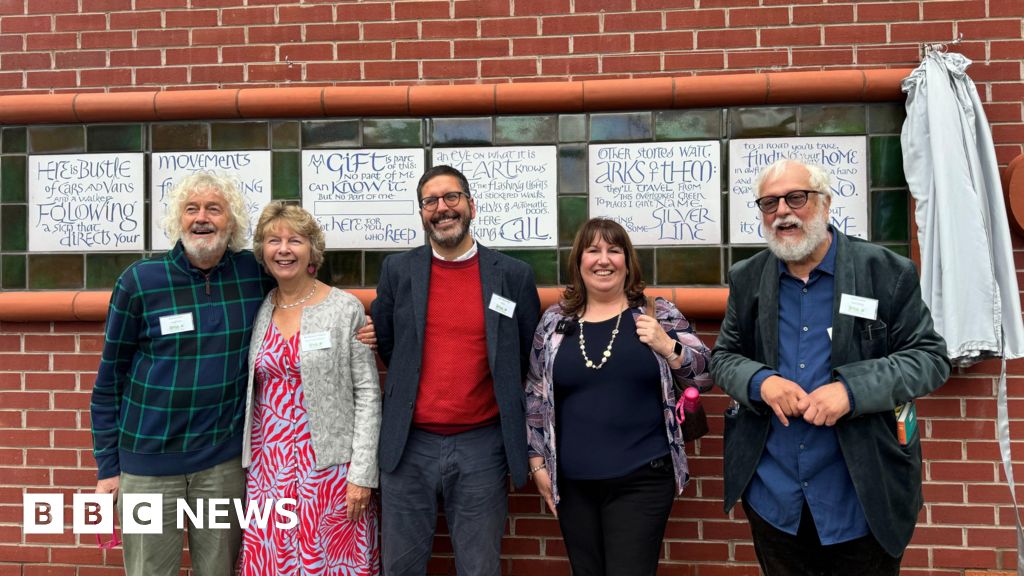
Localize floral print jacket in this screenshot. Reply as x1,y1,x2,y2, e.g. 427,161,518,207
525,296,713,507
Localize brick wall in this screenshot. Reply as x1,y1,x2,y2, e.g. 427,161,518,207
2,1,1024,574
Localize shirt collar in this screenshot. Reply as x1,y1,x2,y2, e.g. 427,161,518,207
776,227,836,278
432,239,478,262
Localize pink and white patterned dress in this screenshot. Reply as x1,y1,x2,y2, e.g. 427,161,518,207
240,323,380,576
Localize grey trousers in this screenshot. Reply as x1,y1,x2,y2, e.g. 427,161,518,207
381,424,509,576
117,456,245,576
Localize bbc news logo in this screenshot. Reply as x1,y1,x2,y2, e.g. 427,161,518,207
23,494,297,534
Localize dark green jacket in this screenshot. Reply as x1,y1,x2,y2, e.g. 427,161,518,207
711,230,950,557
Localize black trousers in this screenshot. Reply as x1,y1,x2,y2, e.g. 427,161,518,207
557,455,676,576
743,500,902,576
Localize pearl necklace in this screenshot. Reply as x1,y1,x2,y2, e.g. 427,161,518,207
276,282,316,309
578,303,625,370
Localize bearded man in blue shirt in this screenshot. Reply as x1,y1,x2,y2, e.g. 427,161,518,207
711,159,950,575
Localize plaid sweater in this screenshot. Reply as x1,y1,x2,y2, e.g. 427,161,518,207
91,242,271,479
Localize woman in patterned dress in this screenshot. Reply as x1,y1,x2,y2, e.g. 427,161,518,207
239,202,381,576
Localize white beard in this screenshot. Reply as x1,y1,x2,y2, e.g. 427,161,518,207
765,207,829,263
182,230,229,264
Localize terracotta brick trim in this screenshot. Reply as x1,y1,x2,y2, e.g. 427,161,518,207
0,68,910,124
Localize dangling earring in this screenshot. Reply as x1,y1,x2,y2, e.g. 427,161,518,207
307,265,316,275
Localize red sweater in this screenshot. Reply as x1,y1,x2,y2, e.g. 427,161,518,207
413,254,499,434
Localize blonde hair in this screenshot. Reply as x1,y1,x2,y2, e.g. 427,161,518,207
162,172,249,252
252,202,326,271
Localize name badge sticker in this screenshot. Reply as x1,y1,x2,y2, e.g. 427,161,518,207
489,294,516,318
839,294,879,321
301,331,332,352
159,312,194,336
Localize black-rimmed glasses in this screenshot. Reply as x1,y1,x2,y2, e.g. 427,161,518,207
419,191,469,211
753,189,821,214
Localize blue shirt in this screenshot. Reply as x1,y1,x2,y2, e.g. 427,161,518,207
746,233,869,545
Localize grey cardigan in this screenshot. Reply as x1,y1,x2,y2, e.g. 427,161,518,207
241,287,382,488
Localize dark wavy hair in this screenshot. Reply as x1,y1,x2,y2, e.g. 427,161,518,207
561,218,646,317
416,165,471,201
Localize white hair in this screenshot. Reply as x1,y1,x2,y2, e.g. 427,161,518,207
754,159,833,199
161,172,249,252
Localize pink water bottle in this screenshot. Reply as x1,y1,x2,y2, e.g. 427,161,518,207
680,387,709,441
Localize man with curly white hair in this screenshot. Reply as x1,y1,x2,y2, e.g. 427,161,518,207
91,172,272,576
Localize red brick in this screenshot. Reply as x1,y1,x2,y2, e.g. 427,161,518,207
991,40,1024,60
248,25,302,44
0,448,23,466
967,526,1018,548
26,69,75,88
0,466,49,484
27,0,74,12
192,27,245,46
2,15,51,33
0,354,48,371
54,13,106,32
603,54,661,74
305,23,359,42
247,64,301,82
930,504,996,525
109,10,161,29
542,15,599,35
762,26,820,47
665,51,726,71
729,7,788,27
856,1,919,22
28,409,79,428
51,354,100,372
728,49,788,70
54,50,105,68
49,546,106,565
637,0,695,7
191,65,243,84
0,411,19,427
667,541,729,562
966,483,1013,504
337,41,391,61
454,0,509,18
364,21,420,41
24,335,74,352
336,1,390,21
823,24,886,44
929,418,995,440
929,461,996,482
80,68,131,87
25,448,77,467
792,4,854,25
960,18,1022,41
165,47,217,66
305,62,361,82
604,11,663,32
481,16,538,37
454,38,509,59
983,102,1022,123
920,439,964,460
891,21,954,43
0,545,48,562
364,60,417,80
0,428,50,448
190,0,243,5
991,0,1024,16
696,29,757,49
0,0,23,15
136,66,187,85
277,4,331,23
279,43,334,62
481,57,536,77
52,322,102,335
135,29,187,47
514,0,570,15
395,1,449,20
922,0,986,20
421,59,476,79
634,31,694,53
221,6,274,25
52,467,97,487
541,56,599,76
83,0,130,9
25,32,74,50
53,429,92,448
395,40,450,60
165,9,217,27
222,45,275,64
422,19,476,39
513,37,568,56
932,548,996,569
573,33,630,54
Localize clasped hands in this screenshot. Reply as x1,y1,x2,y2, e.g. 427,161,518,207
760,375,850,427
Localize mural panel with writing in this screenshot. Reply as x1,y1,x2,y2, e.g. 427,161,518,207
150,151,272,251
728,136,868,244
302,149,424,249
29,153,145,251
433,146,557,248
588,141,722,245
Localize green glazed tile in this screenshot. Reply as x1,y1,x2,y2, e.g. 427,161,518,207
501,249,557,285
29,125,85,154
29,254,84,289
884,244,910,258
3,127,26,154
2,156,26,203
302,120,359,149
558,144,587,195
559,248,571,286
590,112,652,142
729,107,797,138
1,204,26,250
495,116,556,145
870,136,906,188
2,254,25,289
559,114,586,142
319,250,362,286
634,247,655,286
558,196,588,246
871,189,909,242
868,102,907,134
211,122,268,151
729,246,764,270
655,109,722,141
364,251,403,286
432,118,492,146
655,247,722,285
151,123,209,151
87,124,144,152
363,119,423,147
272,152,300,200
87,253,143,289
271,121,301,149
799,105,866,136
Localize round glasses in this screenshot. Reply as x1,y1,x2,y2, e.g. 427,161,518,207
753,189,821,214
419,191,469,211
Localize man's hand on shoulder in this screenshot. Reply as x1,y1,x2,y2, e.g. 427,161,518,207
797,382,851,427
760,375,807,427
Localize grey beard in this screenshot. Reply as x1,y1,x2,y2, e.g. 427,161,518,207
182,233,229,263
425,213,471,248
765,213,828,263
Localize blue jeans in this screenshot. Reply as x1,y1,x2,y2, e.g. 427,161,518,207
381,424,508,576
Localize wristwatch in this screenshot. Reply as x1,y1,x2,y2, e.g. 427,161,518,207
665,340,683,362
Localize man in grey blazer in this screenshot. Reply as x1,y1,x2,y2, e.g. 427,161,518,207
371,165,541,575
711,159,949,575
